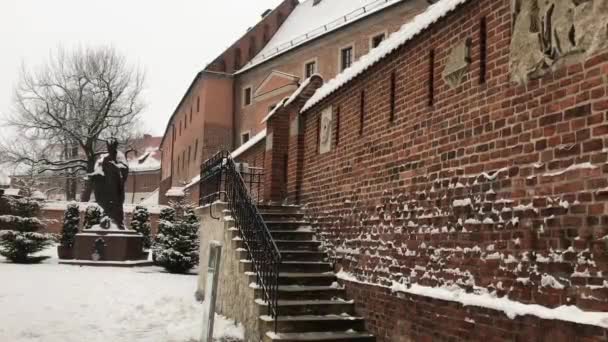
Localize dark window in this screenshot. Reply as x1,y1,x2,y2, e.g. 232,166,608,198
241,132,250,144
340,46,353,71
390,71,396,122
194,139,199,161
177,156,180,173
188,146,191,168
429,49,435,106
371,33,386,48
234,49,241,70
190,108,193,123
197,97,200,112
179,121,182,135
305,61,316,78
480,17,488,84
244,87,252,106
182,150,186,170
359,90,365,135
335,106,341,146
249,37,257,59
184,114,187,129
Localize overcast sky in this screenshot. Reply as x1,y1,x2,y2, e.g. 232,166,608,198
0,0,284,137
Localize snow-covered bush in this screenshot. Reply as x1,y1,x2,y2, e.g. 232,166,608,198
60,203,80,247
152,202,199,274
0,195,54,263
83,204,103,229
131,206,151,249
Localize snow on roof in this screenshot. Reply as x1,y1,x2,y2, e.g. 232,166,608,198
239,0,406,73
302,0,469,113
129,151,161,172
166,187,186,197
4,189,20,196
0,170,10,187
231,129,267,159
140,188,160,206
261,98,289,124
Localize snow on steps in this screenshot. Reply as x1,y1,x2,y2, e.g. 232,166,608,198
260,314,366,333
265,331,375,342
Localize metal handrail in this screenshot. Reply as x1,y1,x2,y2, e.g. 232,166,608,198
199,151,282,332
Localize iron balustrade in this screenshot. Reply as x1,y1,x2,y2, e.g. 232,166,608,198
199,151,281,332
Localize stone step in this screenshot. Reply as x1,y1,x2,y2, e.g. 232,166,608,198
260,315,366,334
271,230,315,241
240,260,332,274
253,285,345,301
266,221,312,230
239,250,326,262
280,261,332,273
258,205,303,214
255,299,355,316
247,272,337,286
260,211,305,220
264,331,375,342
275,240,322,251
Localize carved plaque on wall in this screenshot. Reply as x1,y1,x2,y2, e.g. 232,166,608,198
510,0,608,84
443,39,472,89
319,106,333,155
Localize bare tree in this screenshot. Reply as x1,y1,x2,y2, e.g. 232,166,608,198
2,46,145,201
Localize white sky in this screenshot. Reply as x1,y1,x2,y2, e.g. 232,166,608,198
0,0,284,136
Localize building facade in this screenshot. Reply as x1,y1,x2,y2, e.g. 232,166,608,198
159,0,430,204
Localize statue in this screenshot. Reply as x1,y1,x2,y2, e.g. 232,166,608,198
90,139,129,229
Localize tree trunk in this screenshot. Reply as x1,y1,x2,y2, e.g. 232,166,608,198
80,159,96,202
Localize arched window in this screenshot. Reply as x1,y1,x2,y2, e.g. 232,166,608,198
249,37,257,59
234,48,242,70
217,58,226,72
276,12,284,27
263,25,270,43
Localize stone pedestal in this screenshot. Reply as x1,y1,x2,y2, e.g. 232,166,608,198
63,230,151,267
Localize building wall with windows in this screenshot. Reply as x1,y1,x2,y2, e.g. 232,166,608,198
232,0,429,149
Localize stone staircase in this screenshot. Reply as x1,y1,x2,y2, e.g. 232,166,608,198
233,205,376,342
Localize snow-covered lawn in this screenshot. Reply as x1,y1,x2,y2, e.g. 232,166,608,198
0,246,243,342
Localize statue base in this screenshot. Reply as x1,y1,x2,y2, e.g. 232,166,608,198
67,229,150,267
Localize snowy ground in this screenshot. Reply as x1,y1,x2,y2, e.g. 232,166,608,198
0,246,243,342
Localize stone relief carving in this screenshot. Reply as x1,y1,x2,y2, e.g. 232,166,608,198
443,38,472,89
319,106,333,154
510,0,608,84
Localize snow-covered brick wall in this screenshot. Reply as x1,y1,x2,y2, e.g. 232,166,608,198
294,0,608,338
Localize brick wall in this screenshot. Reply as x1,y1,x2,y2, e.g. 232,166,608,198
298,0,608,339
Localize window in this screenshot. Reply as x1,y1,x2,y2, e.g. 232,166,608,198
197,97,200,112
390,71,396,122
429,49,435,106
359,90,365,135
371,33,386,49
179,121,182,136
335,106,341,146
340,46,354,71
304,60,317,78
190,108,193,123
188,146,192,168
243,87,252,106
479,17,488,84
182,150,186,170
177,156,180,173
194,139,199,161
234,48,242,70
241,132,251,144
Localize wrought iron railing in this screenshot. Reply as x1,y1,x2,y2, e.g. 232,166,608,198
199,151,281,331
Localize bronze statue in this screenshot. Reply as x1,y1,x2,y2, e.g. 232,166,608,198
90,139,129,229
